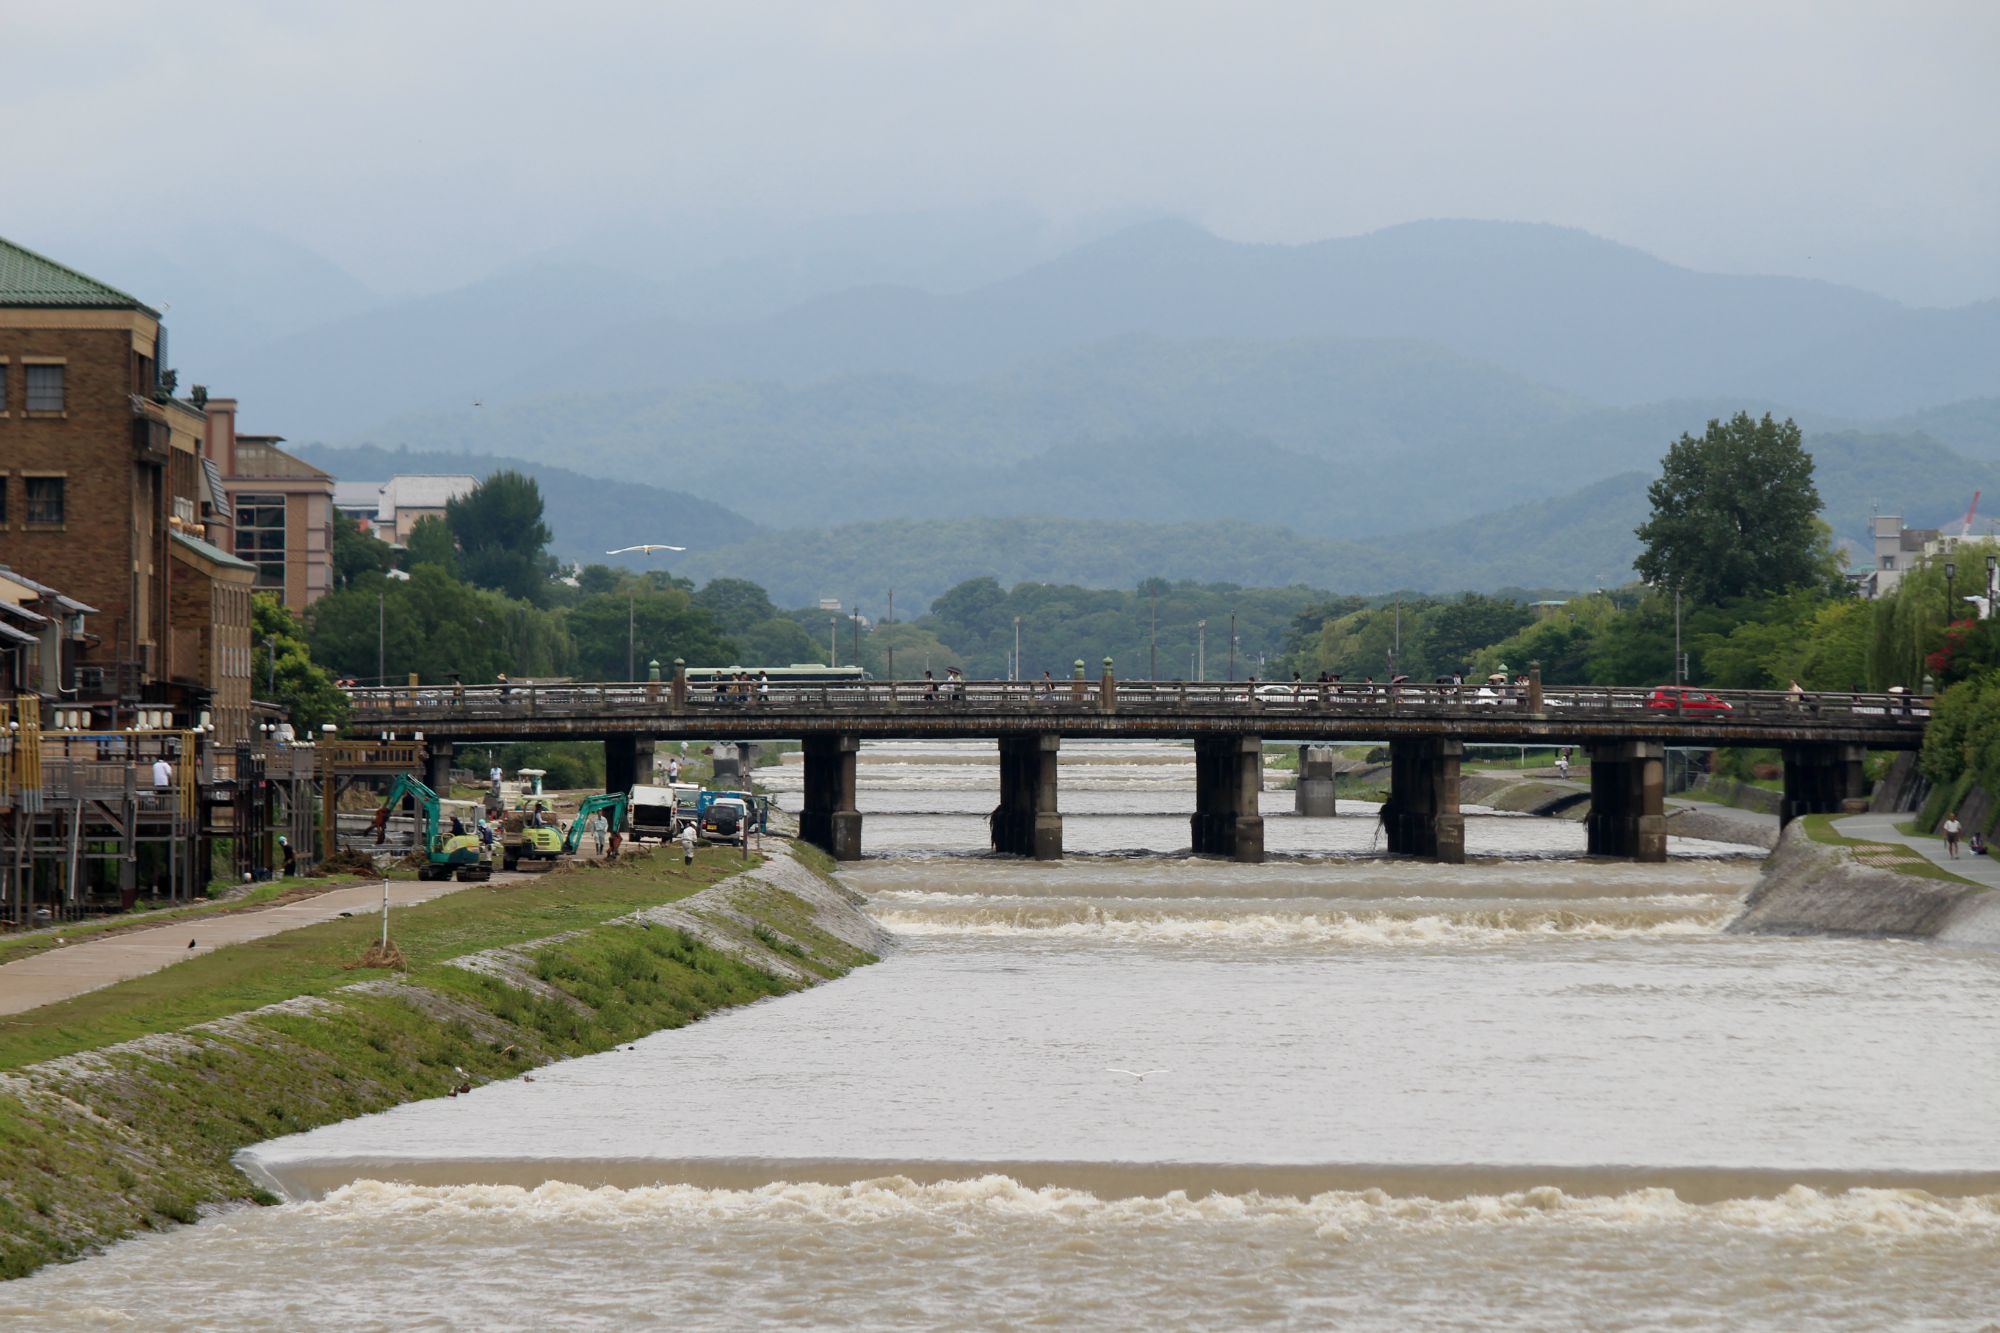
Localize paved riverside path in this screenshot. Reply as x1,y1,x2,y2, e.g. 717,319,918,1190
1833,810,2000,890
0,871,537,1018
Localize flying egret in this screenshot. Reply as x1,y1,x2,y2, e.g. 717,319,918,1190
606,544,686,555
1105,1068,1170,1081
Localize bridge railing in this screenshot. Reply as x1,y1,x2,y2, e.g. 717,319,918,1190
341,679,1930,725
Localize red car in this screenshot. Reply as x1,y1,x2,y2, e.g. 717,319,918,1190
1645,686,1732,712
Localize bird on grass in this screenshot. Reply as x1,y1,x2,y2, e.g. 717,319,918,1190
605,544,685,555
1106,1068,1170,1082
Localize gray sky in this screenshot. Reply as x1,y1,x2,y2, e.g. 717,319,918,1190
5,0,1997,304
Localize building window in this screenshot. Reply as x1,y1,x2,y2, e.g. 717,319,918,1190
0,476,7,525
25,476,64,526
235,492,287,590
0,362,9,413
1880,556,1896,571
24,364,64,413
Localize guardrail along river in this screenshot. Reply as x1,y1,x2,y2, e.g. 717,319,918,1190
7,742,1997,1330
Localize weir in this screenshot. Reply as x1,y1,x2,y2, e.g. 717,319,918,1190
1294,744,1338,817
799,734,863,861
1382,738,1465,862
991,735,1063,859
1779,742,1867,825
1586,740,1667,860
1192,735,1264,861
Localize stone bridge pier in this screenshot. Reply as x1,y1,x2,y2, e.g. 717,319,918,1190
799,734,863,861
1294,744,1338,817
423,740,453,794
1382,738,1464,862
1780,742,1867,825
1587,740,1666,861
992,735,1063,859
1192,735,1264,862
604,736,657,795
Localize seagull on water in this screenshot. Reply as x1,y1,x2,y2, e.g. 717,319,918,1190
606,544,686,555
1106,1068,1170,1082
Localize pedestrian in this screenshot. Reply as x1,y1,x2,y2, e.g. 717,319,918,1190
679,820,697,866
372,803,391,844
757,670,771,705
489,764,503,802
1943,810,1963,858
590,812,607,856
279,835,297,877
1041,670,1055,694
450,813,466,838
924,669,938,701
152,752,174,802
1787,679,1805,707
1556,749,1570,781
607,829,622,862
667,755,681,783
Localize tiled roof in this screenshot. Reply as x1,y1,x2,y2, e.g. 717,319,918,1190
0,236,156,314
170,530,254,571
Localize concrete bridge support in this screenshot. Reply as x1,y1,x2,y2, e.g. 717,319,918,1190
992,735,1064,859
1382,738,1464,862
1294,744,1338,817
423,740,454,794
800,734,863,861
1192,735,1265,862
1586,740,1666,861
1780,742,1867,826
604,736,657,795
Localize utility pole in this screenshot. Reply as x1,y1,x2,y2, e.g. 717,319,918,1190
887,589,895,680
1197,619,1207,682
627,591,636,681
1149,585,1158,680
829,615,838,668
1673,584,1683,688
1013,616,1021,681
851,609,861,669
1229,612,1237,682
377,590,385,685
1391,597,1402,677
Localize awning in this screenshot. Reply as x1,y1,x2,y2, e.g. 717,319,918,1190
0,601,48,626
0,621,37,646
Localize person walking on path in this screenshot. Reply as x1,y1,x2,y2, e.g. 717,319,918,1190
678,820,697,866
1943,811,1964,858
489,765,503,803
1556,749,1570,782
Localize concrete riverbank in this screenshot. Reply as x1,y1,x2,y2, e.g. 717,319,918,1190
1729,820,2000,945
1458,771,1780,850
0,842,885,1281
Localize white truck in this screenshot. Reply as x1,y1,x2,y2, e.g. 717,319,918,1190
628,782,702,843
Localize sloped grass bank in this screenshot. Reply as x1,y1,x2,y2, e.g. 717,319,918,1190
0,844,882,1281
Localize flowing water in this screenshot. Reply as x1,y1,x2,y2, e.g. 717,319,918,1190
8,742,1999,1330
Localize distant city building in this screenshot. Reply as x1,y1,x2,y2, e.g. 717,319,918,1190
0,235,253,741
199,397,335,613
1858,513,2000,601
331,475,478,546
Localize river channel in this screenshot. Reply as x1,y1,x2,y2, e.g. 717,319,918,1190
5,742,1998,1329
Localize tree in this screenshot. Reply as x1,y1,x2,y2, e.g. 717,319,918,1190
305,568,570,684
566,587,736,679
251,594,349,728
1634,413,1837,603
331,511,393,590
1425,594,1533,672
446,470,556,604
693,578,782,635
403,513,458,576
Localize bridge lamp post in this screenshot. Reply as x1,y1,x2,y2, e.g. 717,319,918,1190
1197,620,1207,682
1013,617,1021,682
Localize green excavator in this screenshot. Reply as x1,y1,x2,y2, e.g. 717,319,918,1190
561,791,633,855
376,774,495,882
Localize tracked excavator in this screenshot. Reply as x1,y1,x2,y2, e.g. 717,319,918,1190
375,774,495,882
561,791,633,855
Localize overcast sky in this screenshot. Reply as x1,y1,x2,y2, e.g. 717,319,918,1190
5,1,1996,305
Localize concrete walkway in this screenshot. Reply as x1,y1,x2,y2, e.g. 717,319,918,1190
1832,811,2000,890
0,871,534,1018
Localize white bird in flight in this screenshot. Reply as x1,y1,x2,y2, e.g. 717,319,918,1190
606,544,687,555
1106,1068,1170,1081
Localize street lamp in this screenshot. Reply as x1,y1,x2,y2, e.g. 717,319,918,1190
1013,616,1021,682
1946,561,1957,630
1197,619,1207,682
262,636,277,697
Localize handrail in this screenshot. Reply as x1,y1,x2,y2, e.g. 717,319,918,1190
336,679,1931,723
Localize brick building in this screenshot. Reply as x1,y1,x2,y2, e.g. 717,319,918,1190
199,396,334,613
0,236,251,740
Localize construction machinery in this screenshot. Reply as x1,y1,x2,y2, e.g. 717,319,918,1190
376,774,494,882
561,791,632,855
500,798,565,872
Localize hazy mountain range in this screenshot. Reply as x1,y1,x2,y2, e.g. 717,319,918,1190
138,213,2000,607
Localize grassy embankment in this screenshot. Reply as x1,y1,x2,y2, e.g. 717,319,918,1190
0,842,873,1280
1796,813,1978,886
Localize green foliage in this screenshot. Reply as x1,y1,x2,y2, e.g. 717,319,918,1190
446,470,557,604
305,567,571,685
331,510,393,590
402,514,459,576
481,741,604,791
692,578,782,635
567,586,736,680
1634,413,1838,603
250,595,348,729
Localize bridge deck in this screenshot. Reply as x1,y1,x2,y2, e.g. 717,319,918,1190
344,682,1927,749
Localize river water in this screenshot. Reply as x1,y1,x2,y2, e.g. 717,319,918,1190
7,742,1999,1330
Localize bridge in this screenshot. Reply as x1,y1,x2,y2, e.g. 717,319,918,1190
343,673,1927,865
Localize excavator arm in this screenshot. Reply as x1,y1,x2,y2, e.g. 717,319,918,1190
562,792,631,854
378,773,443,851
